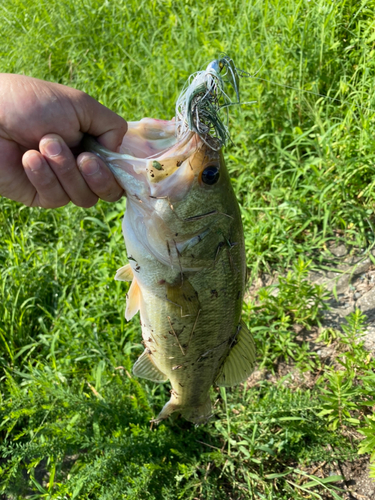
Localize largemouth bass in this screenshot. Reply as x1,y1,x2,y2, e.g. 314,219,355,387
84,58,256,424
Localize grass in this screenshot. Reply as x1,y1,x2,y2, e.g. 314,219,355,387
1,0,375,498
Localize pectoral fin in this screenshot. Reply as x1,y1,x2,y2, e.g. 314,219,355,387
215,321,256,387
166,280,200,317
115,263,134,282
125,277,141,321
133,350,168,382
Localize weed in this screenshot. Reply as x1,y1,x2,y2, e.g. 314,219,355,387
246,258,327,370
359,415,375,478
1,0,375,498
316,310,375,477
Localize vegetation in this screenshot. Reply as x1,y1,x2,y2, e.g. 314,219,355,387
1,0,375,498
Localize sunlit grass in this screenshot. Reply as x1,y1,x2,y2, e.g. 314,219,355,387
1,0,375,498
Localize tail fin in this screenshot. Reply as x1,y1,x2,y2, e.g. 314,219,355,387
151,396,212,425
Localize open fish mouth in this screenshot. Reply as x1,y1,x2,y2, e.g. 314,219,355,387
119,119,198,186
82,121,200,201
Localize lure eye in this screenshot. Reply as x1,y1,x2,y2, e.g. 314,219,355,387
201,165,220,185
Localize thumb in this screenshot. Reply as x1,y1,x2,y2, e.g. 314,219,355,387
75,92,128,151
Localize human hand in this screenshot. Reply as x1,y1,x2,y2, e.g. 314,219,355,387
0,73,127,208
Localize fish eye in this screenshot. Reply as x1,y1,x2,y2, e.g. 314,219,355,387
201,165,220,185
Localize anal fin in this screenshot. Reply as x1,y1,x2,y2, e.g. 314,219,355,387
215,321,256,387
115,263,134,282
133,350,168,382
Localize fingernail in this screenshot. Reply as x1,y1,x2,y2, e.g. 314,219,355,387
26,152,42,172
42,139,62,157
79,158,100,176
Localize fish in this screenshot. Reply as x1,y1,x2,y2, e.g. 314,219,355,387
83,57,256,424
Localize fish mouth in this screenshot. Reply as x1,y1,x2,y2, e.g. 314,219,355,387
119,118,179,158
120,118,199,188
83,118,203,201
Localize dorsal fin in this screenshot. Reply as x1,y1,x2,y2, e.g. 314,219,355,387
115,263,134,282
125,277,141,321
215,321,256,387
133,350,168,382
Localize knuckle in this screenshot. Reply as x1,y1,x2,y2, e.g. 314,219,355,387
52,159,76,176
36,175,59,190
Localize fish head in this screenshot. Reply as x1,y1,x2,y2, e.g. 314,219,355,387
83,118,241,270
84,117,231,207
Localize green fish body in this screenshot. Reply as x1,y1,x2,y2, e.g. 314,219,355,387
83,119,255,424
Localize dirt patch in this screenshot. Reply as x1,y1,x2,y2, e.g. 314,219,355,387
247,246,375,353
311,454,375,500
309,246,375,354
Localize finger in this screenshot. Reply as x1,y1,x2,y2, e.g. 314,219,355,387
77,152,124,202
22,150,70,208
0,136,37,205
73,92,127,151
39,134,98,208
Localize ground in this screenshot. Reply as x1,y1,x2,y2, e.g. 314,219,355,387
247,245,375,500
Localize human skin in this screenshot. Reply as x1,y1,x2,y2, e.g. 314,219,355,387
0,73,127,208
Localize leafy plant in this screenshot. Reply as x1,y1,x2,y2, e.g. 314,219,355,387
246,258,327,369
257,258,330,328
317,310,375,429
317,371,361,430
335,308,373,374
359,414,375,479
